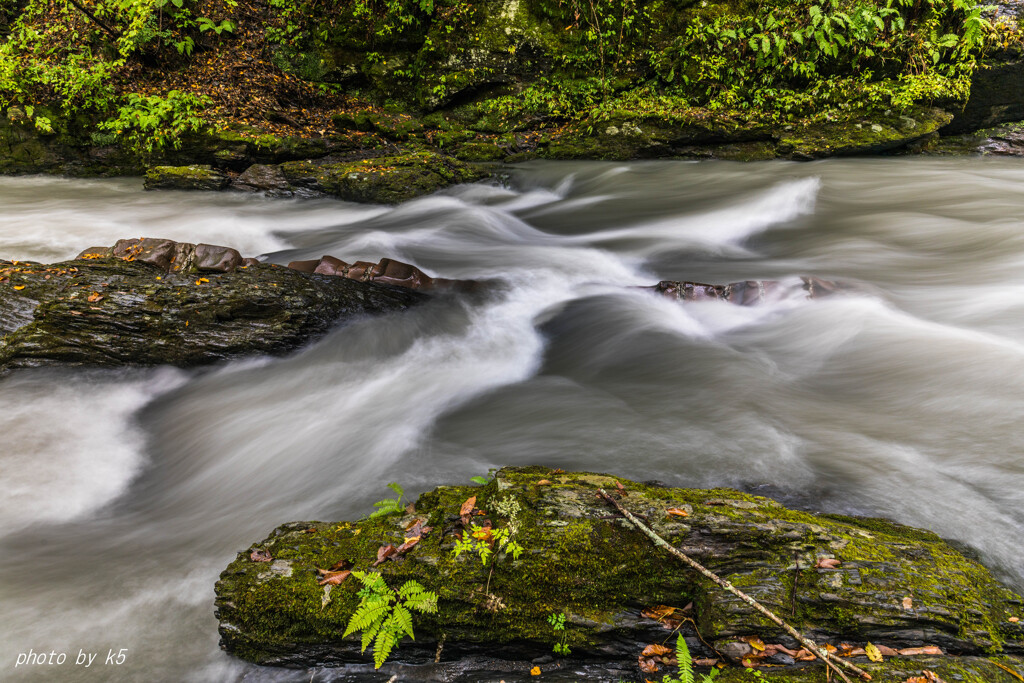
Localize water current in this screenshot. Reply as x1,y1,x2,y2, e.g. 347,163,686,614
3,158,1024,681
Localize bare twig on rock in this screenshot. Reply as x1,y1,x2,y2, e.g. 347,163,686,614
597,489,871,683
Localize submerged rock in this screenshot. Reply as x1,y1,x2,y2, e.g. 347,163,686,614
286,255,480,293
215,467,1024,681
0,238,425,371
144,164,230,191
649,276,853,304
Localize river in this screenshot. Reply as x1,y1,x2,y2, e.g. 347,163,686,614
2,158,1024,681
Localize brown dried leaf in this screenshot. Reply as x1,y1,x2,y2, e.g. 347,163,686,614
637,656,660,673
898,646,943,656
773,644,800,657
641,605,678,621
460,496,476,524
793,649,817,661
405,502,416,514
848,648,866,657
537,479,552,486
249,549,273,562
396,536,421,553
815,557,842,569
317,570,351,586
666,508,689,518
903,596,914,610
327,558,353,572
372,544,398,567
87,292,103,302
1010,616,1020,623
552,468,565,474
742,636,766,652
641,644,672,657
876,644,899,657
693,658,719,667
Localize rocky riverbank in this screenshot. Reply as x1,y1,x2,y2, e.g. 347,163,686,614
215,467,1024,682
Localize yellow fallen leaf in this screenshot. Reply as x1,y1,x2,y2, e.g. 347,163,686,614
1010,617,1020,623
530,666,541,675
13,285,25,290
865,642,883,662
742,636,766,652
666,507,689,518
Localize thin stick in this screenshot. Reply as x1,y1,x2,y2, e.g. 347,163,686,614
597,490,871,682
66,0,121,40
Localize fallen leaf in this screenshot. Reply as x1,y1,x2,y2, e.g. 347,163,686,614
898,646,943,656
327,559,352,572
552,468,565,474
87,292,103,302
793,649,817,661
666,508,689,518
642,605,678,621
396,536,420,553
460,496,477,519
693,658,719,666
12,285,25,290
615,481,626,495
824,643,837,654
405,502,416,514
865,642,883,662
641,644,672,657
815,557,842,569
536,479,552,486
876,644,899,657
530,666,541,676
250,549,272,562
848,647,866,657
1010,616,1020,623
637,656,660,673
742,636,766,652
317,570,351,586
372,544,398,566
321,584,332,609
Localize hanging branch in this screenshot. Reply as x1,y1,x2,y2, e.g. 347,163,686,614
66,0,122,40
596,489,872,683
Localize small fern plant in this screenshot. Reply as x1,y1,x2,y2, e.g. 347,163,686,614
369,482,404,518
343,571,438,668
662,634,719,683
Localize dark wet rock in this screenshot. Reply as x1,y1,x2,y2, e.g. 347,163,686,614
287,255,479,292
649,276,852,305
279,150,488,204
945,53,1024,134
144,164,230,191
928,121,1024,157
0,238,425,371
230,163,294,196
215,467,1024,681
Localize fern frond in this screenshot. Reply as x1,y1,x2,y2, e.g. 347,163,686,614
386,481,404,498
675,634,695,683
397,580,425,599
343,599,390,638
373,613,400,668
404,589,438,613
392,604,415,640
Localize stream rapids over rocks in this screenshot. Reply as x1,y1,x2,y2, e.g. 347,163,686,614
3,158,1024,681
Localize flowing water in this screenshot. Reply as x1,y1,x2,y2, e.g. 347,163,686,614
3,159,1024,681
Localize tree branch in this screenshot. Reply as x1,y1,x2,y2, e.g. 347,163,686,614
66,0,121,40
596,489,872,683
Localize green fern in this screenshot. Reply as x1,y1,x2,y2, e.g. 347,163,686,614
369,482,404,518
662,634,719,683
343,571,438,669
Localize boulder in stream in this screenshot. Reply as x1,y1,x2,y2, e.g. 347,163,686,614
215,467,1024,682
0,238,425,371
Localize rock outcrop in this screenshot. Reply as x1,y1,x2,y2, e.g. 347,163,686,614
215,467,1024,682
0,238,425,371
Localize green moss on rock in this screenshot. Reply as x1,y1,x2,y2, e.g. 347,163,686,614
215,466,1024,675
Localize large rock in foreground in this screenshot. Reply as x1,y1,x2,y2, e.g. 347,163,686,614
0,239,424,371
215,467,1024,682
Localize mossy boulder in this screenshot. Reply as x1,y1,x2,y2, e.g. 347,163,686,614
0,239,425,371
278,150,488,204
215,467,1024,681
144,164,230,191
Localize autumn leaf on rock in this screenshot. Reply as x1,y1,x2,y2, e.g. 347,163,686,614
741,636,766,652
615,481,627,496
460,496,476,524
530,665,541,676
637,656,660,673
903,596,914,610
250,549,272,562
694,658,719,667
815,557,842,569
536,479,552,486
898,646,943,656
317,570,351,586
641,644,672,657
396,536,420,553
1010,616,1020,623
865,642,883,662
327,558,353,572
372,544,398,567
87,292,103,302
666,508,689,518
642,605,677,621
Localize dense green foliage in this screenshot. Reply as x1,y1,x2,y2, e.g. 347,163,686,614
0,0,232,151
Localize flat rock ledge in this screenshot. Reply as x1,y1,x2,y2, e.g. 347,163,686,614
0,238,425,371
145,150,488,204
215,467,1024,683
